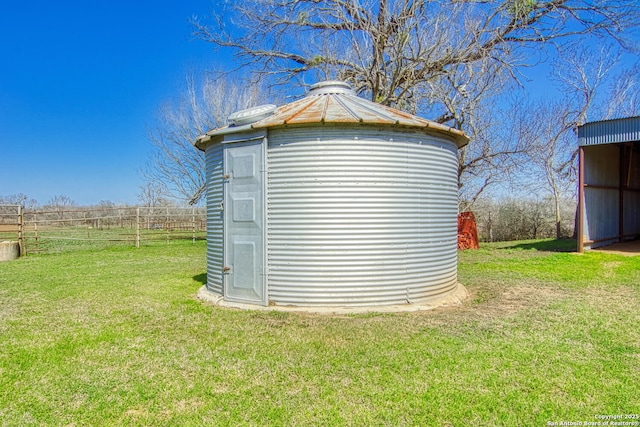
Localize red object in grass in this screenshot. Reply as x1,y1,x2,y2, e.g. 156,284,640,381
458,212,479,250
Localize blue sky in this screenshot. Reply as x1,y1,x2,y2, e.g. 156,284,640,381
0,0,218,206
1,1,636,206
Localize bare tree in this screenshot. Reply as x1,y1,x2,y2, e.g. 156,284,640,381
192,0,639,200
602,62,640,119
137,182,171,208
458,90,536,207
525,101,578,238
425,59,530,204
0,193,39,210
45,195,77,221
522,44,616,238
193,0,638,108
142,72,268,205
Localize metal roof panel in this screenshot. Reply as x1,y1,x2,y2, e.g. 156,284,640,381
578,116,640,146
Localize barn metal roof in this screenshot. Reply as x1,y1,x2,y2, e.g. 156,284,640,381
578,116,640,146
196,81,469,149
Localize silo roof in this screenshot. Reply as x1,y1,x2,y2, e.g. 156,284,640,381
196,80,469,149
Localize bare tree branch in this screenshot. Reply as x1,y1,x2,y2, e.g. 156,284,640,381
515,44,617,237
142,73,268,204
191,0,639,202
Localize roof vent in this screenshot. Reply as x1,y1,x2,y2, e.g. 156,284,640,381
228,104,277,126
309,80,356,96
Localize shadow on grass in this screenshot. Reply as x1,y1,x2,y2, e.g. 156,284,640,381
193,273,207,285
498,238,577,253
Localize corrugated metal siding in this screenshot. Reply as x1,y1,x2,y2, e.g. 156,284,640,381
584,187,619,248
626,148,640,236
630,148,640,188
623,190,640,237
581,135,640,248
578,116,640,146
584,145,619,186
205,142,224,295
267,126,459,306
583,144,620,246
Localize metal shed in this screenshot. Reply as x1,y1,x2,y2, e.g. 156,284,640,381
195,81,469,307
577,116,640,252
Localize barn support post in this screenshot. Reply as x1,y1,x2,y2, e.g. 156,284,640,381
577,146,585,253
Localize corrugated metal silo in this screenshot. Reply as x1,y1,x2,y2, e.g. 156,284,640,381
195,81,469,308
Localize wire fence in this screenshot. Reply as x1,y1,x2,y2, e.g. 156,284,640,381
0,205,206,255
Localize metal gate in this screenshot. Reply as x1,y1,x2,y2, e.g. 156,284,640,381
223,141,266,305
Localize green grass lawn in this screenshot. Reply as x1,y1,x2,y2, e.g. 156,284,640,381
0,239,638,426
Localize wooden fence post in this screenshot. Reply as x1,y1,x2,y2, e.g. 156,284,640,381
17,205,24,256
166,207,170,243
33,212,39,252
136,207,140,248
84,211,91,244
192,207,196,244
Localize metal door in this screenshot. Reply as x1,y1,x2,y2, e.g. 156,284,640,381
223,141,266,305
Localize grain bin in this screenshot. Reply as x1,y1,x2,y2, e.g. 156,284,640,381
195,81,469,308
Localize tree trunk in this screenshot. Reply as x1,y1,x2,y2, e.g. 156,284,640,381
555,193,562,239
